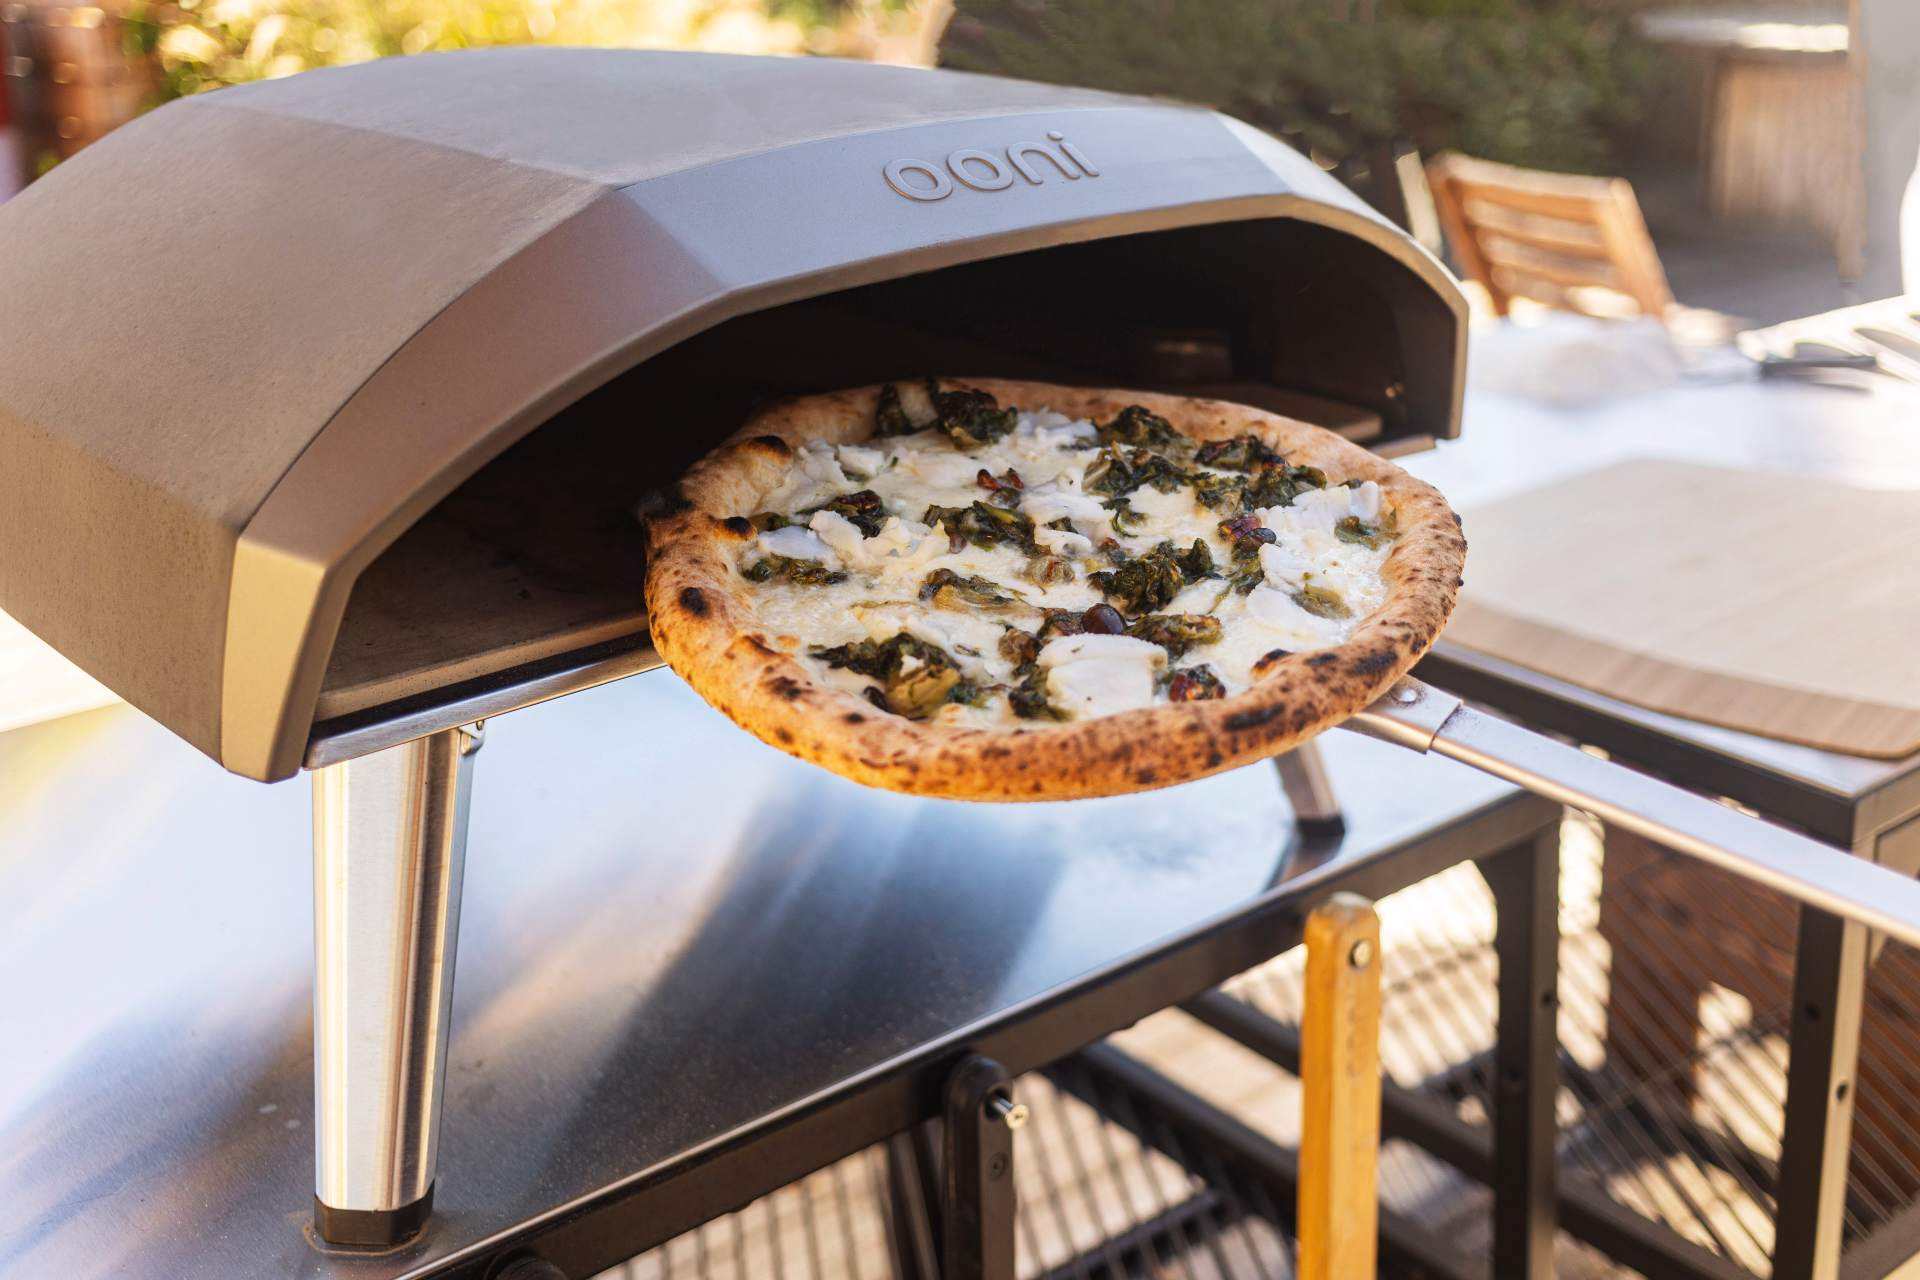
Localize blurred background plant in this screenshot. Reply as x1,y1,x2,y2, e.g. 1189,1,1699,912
6,0,1867,319
123,0,936,104
940,0,1682,176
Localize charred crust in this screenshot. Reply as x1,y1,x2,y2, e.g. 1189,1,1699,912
744,636,778,657
1224,704,1287,732
775,727,794,745
1205,751,1224,768
844,712,866,724
1135,769,1157,785
769,676,803,701
1252,647,1292,677
721,515,754,537
678,587,709,618
1350,649,1398,676
1307,652,1339,667
747,434,792,457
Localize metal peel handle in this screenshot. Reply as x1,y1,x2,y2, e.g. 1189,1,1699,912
1347,678,1920,950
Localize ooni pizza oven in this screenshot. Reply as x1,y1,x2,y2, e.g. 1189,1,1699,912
0,47,1466,789
0,46,1468,1246
32,47,1913,1259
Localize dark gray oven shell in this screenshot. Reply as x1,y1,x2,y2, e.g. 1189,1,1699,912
0,48,1465,780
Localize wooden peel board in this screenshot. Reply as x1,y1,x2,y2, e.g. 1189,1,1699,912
1445,459,1920,759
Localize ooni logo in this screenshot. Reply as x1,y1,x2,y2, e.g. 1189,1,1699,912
883,131,1100,202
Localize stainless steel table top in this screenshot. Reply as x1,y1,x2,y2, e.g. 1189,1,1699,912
0,670,1533,1279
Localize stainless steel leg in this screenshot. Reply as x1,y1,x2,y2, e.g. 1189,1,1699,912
1274,741,1344,836
311,723,481,1246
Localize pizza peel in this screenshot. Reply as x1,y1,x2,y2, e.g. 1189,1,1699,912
651,379,1920,950
1347,677,1920,951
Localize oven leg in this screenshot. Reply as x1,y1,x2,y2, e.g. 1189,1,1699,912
310,723,482,1247
1274,742,1344,838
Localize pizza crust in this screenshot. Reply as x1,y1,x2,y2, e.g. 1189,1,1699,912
644,379,1465,801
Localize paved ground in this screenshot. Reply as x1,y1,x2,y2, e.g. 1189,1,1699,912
1632,166,1860,326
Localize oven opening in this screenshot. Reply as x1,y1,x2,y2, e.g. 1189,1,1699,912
315,219,1452,730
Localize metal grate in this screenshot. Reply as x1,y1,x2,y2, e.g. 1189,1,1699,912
599,1068,1296,1280
603,817,1920,1279
1218,814,1920,1276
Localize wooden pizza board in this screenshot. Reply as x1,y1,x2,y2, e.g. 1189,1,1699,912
1445,458,1920,759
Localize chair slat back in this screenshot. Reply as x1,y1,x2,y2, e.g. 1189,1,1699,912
1427,152,1674,319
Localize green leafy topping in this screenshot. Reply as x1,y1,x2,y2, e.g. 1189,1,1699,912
1036,608,1088,641
1082,446,1134,497
1193,473,1247,513
1008,666,1066,720
1175,538,1217,582
1226,563,1265,595
813,632,981,719
1218,514,1276,595
1195,435,1283,472
1334,513,1394,549
1187,436,1328,511
1246,462,1328,511
1088,539,1215,614
992,622,1068,720
947,682,991,709
748,511,795,532
1102,496,1146,537
815,632,946,680
800,488,888,537
930,380,1018,450
919,569,1018,610
923,501,1038,554
1099,404,1180,450
1294,584,1351,620
1126,613,1224,659
1165,665,1227,702
874,382,919,437
1086,445,1192,497
741,555,847,586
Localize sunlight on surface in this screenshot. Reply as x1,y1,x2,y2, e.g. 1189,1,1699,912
0,611,116,736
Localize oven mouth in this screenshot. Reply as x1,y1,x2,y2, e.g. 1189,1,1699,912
311,216,1458,757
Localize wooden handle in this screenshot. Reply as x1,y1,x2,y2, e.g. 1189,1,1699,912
1298,892,1382,1280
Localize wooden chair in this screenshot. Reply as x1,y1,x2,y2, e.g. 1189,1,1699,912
1426,152,1675,320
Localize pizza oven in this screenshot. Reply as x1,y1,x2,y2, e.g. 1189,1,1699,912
0,48,1465,1246
0,46,1465,786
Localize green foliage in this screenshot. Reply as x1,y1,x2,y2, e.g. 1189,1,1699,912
941,0,1658,173
122,0,917,106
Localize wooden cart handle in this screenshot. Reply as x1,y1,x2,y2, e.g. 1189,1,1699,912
1299,892,1383,1280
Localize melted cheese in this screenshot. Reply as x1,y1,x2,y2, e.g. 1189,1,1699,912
1041,635,1165,719
731,404,1395,728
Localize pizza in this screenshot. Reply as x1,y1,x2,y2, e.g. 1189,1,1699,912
644,378,1464,800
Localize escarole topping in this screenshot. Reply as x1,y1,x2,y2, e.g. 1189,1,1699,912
730,379,1398,728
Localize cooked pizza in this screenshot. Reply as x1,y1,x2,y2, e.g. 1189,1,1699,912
645,378,1464,800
